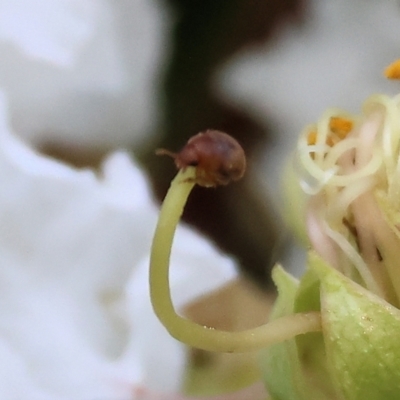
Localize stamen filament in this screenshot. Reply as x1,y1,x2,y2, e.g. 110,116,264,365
150,168,321,353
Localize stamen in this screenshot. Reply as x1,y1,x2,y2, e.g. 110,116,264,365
307,116,354,148
149,132,322,353
329,116,353,139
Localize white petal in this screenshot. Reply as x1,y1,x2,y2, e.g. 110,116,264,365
0,0,171,147
0,91,238,397
219,0,400,204
0,0,97,66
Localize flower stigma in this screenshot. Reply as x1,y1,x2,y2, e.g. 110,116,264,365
149,130,321,353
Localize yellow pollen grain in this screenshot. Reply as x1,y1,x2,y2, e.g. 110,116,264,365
329,117,353,139
384,60,400,80
307,130,317,145
326,135,336,147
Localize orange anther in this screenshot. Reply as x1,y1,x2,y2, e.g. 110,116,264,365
307,130,317,145
329,117,353,139
384,60,400,80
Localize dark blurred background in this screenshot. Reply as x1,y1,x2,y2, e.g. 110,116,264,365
138,0,304,289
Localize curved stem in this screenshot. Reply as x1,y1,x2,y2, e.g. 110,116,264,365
150,168,322,353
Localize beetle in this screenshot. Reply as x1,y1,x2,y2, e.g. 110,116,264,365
156,129,246,187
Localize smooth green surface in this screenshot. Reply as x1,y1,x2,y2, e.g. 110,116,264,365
261,266,303,400
294,265,339,399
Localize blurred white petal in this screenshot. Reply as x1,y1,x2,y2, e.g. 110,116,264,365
0,92,237,398
218,0,400,274
0,0,170,147
219,0,400,203
0,0,96,66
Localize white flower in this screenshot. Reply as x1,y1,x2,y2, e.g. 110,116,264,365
217,0,400,274
219,0,400,206
0,92,237,399
0,0,170,148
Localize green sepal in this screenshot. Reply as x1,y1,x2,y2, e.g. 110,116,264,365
294,264,340,399
261,260,339,400
311,252,400,400
260,265,304,400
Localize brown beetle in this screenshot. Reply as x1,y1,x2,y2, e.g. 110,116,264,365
156,130,246,187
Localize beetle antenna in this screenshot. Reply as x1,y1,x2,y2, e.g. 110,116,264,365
155,148,177,159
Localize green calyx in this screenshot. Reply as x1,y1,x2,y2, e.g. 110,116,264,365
261,252,400,400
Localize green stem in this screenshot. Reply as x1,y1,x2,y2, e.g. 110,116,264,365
150,168,322,353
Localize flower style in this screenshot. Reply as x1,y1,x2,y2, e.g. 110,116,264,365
0,92,238,399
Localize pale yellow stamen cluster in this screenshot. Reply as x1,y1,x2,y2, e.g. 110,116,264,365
307,116,354,147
